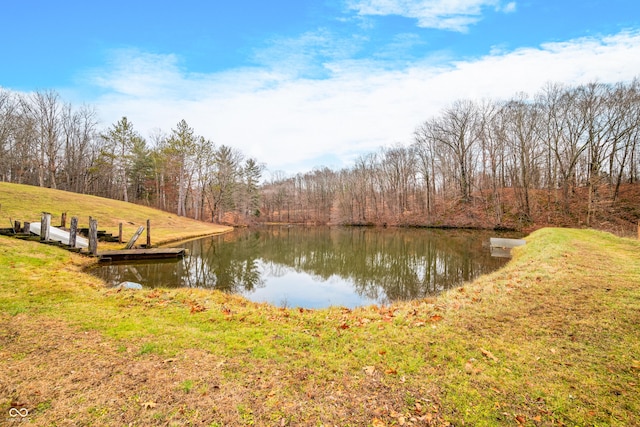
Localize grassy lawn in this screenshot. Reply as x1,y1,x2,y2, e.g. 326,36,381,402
0,183,639,426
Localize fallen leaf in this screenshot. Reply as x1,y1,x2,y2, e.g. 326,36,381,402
464,361,475,374
189,301,206,314
389,410,401,418
418,413,434,422
464,359,482,375
430,315,443,322
384,367,398,375
480,348,499,362
371,418,386,427
515,414,526,425
363,365,376,376
142,401,156,409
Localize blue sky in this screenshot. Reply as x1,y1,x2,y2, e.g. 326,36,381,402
2,0,640,175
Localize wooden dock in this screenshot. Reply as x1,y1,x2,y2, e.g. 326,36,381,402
99,248,186,262
489,237,526,258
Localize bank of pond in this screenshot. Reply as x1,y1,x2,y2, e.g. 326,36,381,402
90,225,523,309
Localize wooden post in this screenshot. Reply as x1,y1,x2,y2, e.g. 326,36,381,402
125,226,145,249
89,217,98,256
41,213,51,241
23,221,30,234
118,223,123,244
61,212,67,228
69,217,78,248
146,219,151,248
13,220,21,233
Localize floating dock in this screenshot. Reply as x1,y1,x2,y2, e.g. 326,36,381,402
99,248,186,262
489,237,526,258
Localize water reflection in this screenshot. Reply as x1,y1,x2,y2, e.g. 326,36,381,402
91,226,518,308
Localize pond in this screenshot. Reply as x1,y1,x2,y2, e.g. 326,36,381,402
90,226,522,309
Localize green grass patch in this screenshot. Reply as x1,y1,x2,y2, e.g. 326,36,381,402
179,379,194,393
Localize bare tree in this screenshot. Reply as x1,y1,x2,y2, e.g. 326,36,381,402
26,90,63,188
538,84,591,212
61,104,98,193
420,100,480,202
475,100,506,223
148,128,169,211
500,95,542,222
606,80,640,202
0,89,17,182
380,145,417,220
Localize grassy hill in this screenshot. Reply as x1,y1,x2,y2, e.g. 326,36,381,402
0,182,231,246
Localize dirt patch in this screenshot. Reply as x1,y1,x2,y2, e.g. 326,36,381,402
0,315,445,426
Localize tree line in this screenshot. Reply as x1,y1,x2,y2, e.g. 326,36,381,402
2,79,640,230
260,80,640,230
0,89,263,223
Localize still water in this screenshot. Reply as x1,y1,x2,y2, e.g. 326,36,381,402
90,226,519,309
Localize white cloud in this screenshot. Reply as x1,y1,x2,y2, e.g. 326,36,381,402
346,0,514,32
501,1,517,13
90,30,640,175
91,49,186,98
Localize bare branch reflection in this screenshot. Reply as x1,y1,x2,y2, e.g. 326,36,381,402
91,226,516,307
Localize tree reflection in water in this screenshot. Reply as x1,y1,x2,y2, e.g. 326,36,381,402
91,226,517,308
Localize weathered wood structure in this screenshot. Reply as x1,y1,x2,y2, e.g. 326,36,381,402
125,226,145,249
98,248,186,262
1,213,171,263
